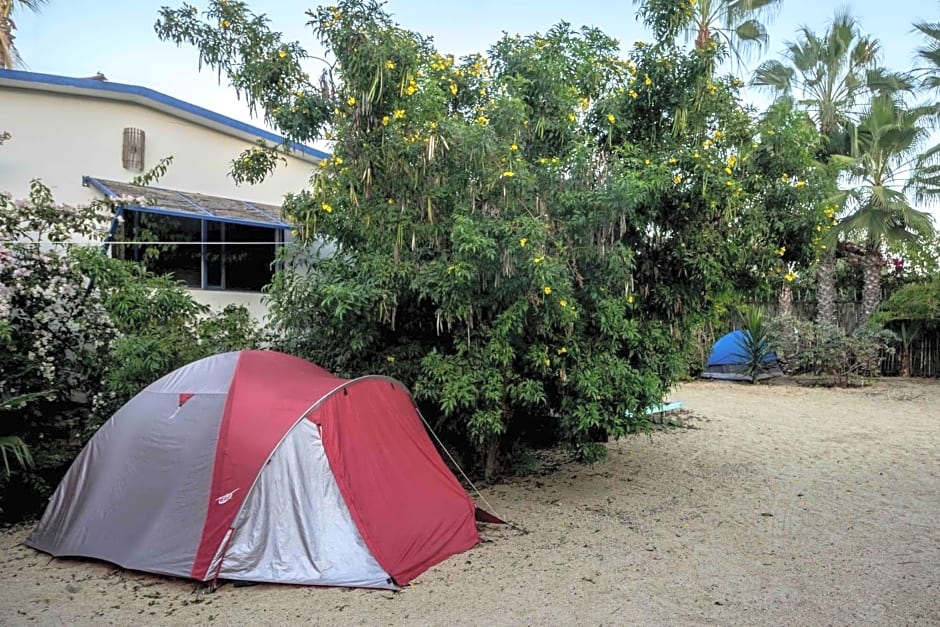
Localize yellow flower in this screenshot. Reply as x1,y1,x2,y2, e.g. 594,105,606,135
795,180,807,188
279,49,288,59
510,143,518,152
381,115,390,126
727,154,737,167
644,74,652,86
333,157,343,165
627,295,634,304
579,97,590,110
321,202,333,213
519,238,528,247
429,121,437,129
673,174,682,184
386,355,395,363
821,244,827,250
502,171,515,178
693,152,700,158
543,286,552,295
713,130,723,140
447,264,456,274
544,358,551,367
385,60,396,69
318,159,328,168
726,180,734,187
449,82,458,95
347,96,356,106
784,272,796,282
668,157,677,164
568,113,576,122
559,299,567,308
477,115,489,125
629,89,638,99
394,109,406,119
644,159,651,166
221,19,230,28
405,85,417,96
533,256,544,264
776,246,786,256
607,114,616,124
387,198,395,205
724,167,732,175
557,346,567,354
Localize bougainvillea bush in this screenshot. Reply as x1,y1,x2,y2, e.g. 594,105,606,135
0,179,262,521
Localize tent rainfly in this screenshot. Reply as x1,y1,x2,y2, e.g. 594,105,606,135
27,350,494,589
700,330,783,382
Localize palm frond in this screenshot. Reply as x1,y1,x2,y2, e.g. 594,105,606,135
0,436,32,477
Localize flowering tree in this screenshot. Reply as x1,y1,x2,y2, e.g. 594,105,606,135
157,0,828,476
0,183,114,514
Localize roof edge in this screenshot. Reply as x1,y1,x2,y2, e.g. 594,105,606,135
0,68,329,163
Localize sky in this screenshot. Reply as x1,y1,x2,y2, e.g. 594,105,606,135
11,0,940,218
13,0,934,126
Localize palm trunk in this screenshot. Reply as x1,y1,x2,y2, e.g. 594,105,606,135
860,250,882,325
777,283,795,318
815,250,837,327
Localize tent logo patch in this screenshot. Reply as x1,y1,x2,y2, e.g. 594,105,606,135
215,488,239,505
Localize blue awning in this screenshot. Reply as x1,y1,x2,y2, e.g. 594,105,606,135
83,176,291,230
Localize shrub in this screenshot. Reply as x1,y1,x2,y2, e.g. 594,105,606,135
0,179,262,521
767,316,896,386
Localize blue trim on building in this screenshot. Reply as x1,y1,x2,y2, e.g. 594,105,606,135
0,68,329,161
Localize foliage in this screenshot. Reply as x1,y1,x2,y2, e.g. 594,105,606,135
751,10,912,146
157,0,831,477
636,0,781,69
871,278,940,376
0,0,50,69
0,173,262,520
767,315,896,385
0,185,115,518
832,96,937,322
733,305,773,383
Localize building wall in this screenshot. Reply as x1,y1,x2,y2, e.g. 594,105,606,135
0,86,317,321
0,88,313,208
189,289,268,322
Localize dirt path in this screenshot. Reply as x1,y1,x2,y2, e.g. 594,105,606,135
2,379,938,626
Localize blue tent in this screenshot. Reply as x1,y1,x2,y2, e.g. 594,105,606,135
701,330,782,381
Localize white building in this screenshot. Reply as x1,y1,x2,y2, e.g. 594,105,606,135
0,68,326,320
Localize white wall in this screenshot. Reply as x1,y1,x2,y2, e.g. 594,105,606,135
189,289,268,323
0,88,313,208
0,86,318,319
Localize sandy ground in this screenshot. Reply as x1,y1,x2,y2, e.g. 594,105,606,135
1,379,938,626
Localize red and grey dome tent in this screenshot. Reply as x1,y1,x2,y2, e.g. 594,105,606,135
27,350,492,589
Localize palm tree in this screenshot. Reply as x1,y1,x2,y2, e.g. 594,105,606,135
686,0,781,64
910,19,940,206
634,0,781,68
0,0,49,69
833,97,936,323
913,19,940,93
751,10,912,326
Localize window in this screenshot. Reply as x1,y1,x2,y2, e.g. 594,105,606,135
113,210,283,291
